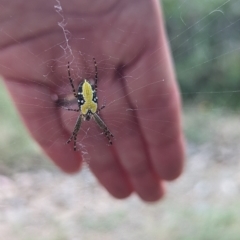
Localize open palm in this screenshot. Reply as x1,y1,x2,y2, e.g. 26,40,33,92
0,0,184,201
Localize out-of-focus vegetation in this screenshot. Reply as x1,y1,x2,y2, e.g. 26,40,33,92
162,0,240,108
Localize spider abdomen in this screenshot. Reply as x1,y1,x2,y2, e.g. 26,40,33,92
79,79,97,115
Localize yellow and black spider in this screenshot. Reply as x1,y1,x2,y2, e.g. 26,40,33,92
65,58,113,151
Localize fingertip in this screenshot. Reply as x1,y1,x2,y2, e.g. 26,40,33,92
59,160,82,174
42,142,82,174
98,173,133,200
137,180,165,202
90,163,133,200
110,186,133,199
154,136,185,181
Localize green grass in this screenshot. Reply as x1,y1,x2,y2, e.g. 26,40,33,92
164,205,240,240
77,202,240,240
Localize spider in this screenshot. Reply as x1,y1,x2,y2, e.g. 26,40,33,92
65,58,114,151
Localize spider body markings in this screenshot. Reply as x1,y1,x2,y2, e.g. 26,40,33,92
78,79,98,120
65,58,113,151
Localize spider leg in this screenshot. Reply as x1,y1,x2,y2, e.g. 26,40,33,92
97,105,105,114
92,113,113,145
93,58,98,93
68,62,78,98
67,114,82,151
63,107,80,112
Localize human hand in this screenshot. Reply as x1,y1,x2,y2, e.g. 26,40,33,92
0,0,185,201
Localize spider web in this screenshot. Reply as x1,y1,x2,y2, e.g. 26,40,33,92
20,0,174,158
1,0,240,239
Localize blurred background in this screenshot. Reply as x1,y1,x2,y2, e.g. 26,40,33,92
1,0,240,239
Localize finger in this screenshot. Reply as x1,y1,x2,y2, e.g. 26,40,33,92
61,103,133,199
125,47,185,180
113,110,164,201
4,80,82,173
99,75,164,201
89,143,133,199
